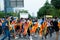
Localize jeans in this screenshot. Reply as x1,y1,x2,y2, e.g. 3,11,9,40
1,30,10,40
48,27,53,37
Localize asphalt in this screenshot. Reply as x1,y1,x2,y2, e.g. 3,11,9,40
0,31,60,40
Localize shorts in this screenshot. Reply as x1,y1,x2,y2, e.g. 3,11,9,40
16,26,20,31
54,26,59,32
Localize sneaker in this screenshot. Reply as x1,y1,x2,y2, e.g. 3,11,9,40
34,35,37,37
15,37,18,39
21,35,23,38
19,34,21,37
29,36,33,40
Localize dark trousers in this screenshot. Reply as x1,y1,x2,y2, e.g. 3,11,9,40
0,26,2,35
48,26,54,37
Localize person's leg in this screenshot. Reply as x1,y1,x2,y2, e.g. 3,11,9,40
45,32,48,39
50,28,52,37
1,34,7,40
7,31,10,40
38,27,40,34
0,27,2,35
48,27,52,37
18,29,21,37
1,30,7,40
13,29,16,38
4,30,10,40
8,34,10,40
56,31,59,40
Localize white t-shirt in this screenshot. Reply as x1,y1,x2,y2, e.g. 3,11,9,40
47,22,51,27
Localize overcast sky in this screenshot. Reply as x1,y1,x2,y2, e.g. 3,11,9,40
0,0,51,16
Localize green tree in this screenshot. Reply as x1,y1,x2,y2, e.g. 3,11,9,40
51,0,60,18
51,0,60,9
37,0,55,18
19,10,28,13
7,12,18,17
37,0,60,18
29,14,33,18
0,11,5,18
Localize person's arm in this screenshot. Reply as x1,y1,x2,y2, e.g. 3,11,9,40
0,22,2,26
6,21,10,28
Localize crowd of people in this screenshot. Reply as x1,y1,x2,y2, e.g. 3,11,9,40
0,16,60,40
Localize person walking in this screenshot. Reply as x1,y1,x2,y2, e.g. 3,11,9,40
53,17,59,40
1,16,11,40
47,19,53,37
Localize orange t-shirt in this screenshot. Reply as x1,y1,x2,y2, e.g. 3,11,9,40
23,22,29,35
30,22,38,34
39,21,47,36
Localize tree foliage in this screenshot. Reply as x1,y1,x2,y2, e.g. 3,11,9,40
0,11,18,18
37,0,60,18
51,0,60,9
51,0,60,18
37,1,55,18
0,10,31,18
19,10,28,13
29,14,33,18
0,11,5,18
7,12,18,17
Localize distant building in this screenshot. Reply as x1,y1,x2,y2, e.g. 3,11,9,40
0,3,3,11
4,0,24,13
